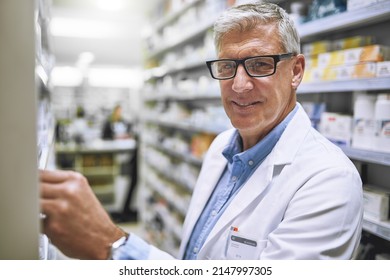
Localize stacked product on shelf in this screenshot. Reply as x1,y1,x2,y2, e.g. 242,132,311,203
352,92,390,153
312,91,390,152
140,0,241,256
303,37,390,83
36,0,55,170
35,0,57,260
360,183,390,259
295,0,390,257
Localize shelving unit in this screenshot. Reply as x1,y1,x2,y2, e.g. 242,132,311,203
298,1,390,41
0,0,54,259
140,0,232,256
296,0,390,253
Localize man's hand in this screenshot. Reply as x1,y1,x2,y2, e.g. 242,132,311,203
40,169,124,259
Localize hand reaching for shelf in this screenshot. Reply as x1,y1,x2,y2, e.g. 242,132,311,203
39,169,125,259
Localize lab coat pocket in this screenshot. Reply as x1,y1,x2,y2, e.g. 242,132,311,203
226,229,267,260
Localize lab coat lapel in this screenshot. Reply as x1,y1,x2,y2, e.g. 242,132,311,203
201,153,275,247
179,139,229,254
200,104,311,252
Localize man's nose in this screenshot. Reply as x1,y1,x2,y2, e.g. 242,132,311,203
232,64,253,93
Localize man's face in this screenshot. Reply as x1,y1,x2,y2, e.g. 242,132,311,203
218,24,301,145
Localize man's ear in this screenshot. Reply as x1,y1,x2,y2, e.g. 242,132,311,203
291,54,305,89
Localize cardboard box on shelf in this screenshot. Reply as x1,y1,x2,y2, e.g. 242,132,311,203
345,45,390,64
363,185,390,221
302,40,333,56
319,112,353,146
376,61,390,77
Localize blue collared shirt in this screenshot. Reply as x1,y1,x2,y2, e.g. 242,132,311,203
115,105,298,260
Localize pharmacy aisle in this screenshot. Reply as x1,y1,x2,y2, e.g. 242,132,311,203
1,0,390,260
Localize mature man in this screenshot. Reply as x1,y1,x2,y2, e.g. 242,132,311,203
40,2,363,260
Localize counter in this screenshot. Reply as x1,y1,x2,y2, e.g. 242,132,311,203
55,138,137,214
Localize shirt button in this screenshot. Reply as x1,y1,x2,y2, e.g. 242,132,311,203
193,247,199,253
211,210,217,216
232,176,237,182
248,160,254,166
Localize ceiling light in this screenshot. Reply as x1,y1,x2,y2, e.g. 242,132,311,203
97,0,125,11
50,17,122,38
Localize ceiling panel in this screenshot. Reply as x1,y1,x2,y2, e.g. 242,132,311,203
50,0,161,67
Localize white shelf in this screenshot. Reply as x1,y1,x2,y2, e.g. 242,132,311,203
341,146,390,166
145,156,195,192
146,60,206,80
148,18,215,59
153,0,203,32
144,117,227,135
298,1,390,41
145,176,189,217
143,91,221,102
363,215,390,242
145,141,203,166
298,77,390,94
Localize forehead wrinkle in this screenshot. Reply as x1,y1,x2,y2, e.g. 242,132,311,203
218,24,282,59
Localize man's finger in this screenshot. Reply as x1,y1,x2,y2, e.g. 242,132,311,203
39,169,71,183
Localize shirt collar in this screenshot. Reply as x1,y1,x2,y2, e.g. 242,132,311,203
222,104,298,166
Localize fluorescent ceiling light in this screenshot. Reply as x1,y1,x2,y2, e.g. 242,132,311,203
52,65,143,89
50,17,123,38
51,66,83,87
97,0,125,11
88,67,144,88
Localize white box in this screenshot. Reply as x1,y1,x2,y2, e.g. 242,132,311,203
376,61,390,77
363,186,390,221
319,112,353,146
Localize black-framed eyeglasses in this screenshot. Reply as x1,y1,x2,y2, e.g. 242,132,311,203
206,53,295,80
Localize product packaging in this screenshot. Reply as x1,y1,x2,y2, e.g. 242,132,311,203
352,93,376,150
374,94,390,153
319,112,353,146
376,61,390,77
363,185,390,221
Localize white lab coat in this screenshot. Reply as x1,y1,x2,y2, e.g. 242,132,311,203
148,103,363,260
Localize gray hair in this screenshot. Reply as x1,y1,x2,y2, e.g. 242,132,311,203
213,2,300,54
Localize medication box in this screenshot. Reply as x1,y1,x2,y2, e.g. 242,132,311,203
302,40,333,56
363,186,390,221
376,61,390,77
319,112,353,146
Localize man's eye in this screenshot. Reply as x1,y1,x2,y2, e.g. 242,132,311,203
218,63,234,72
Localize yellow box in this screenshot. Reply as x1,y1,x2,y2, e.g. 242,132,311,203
318,51,345,67
305,55,319,69
322,66,338,81
302,40,333,56
351,62,377,79
333,35,375,50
